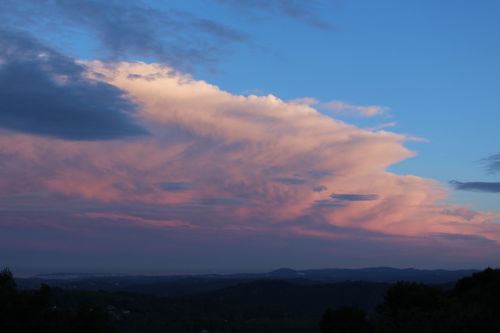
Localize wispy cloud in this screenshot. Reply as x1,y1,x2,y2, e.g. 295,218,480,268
319,100,389,117
82,212,195,229
483,153,500,174
289,98,389,118
369,122,398,131
213,0,334,30
0,0,249,70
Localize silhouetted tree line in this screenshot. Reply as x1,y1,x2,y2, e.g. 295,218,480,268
319,267,500,333
0,268,113,332
3,267,500,332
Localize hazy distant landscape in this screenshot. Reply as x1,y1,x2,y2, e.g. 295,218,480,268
18,267,477,294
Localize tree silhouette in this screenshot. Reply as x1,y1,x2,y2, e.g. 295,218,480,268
319,306,370,333
0,267,114,332
0,268,16,291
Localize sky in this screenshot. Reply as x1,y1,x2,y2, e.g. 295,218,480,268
0,0,499,275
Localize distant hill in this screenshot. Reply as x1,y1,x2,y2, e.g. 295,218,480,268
17,267,477,297
265,267,478,284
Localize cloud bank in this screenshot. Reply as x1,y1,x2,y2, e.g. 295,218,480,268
1,60,499,257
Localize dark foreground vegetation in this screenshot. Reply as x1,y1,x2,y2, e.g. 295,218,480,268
1,267,500,332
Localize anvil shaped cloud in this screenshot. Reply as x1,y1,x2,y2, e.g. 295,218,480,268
0,62,499,246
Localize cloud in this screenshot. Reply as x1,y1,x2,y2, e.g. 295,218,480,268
448,153,500,194
159,182,193,192
0,61,499,259
0,30,146,140
82,212,196,229
369,122,398,131
309,170,333,179
275,177,307,185
197,197,247,206
331,193,379,201
312,200,346,209
483,153,500,174
5,203,500,273
319,100,389,117
312,185,328,192
213,0,334,30
290,97,389,117
289,97,319,106
0,0,249,70
450,181,500,193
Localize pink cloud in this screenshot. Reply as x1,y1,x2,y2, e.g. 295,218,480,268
0,61,499,253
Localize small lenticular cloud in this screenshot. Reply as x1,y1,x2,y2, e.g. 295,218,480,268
331,193,379,201
450,181,500,193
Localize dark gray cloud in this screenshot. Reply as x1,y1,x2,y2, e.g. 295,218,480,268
331,193,379,201
308,169,333,179
312,199,345,209
159,182,193,192
483,153,500,174
0,30,146,140
0,0,249,71
214,0,334,30
274,177,307,185
450,181,500,193
312,185,328,192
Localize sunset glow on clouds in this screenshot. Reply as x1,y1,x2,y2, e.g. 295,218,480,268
1,59,499,265
1,0,500,274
